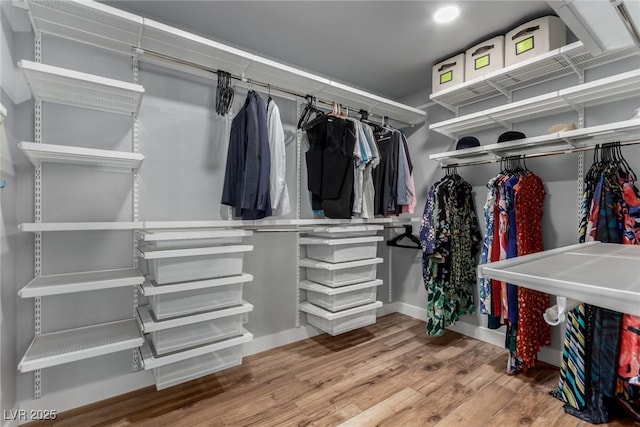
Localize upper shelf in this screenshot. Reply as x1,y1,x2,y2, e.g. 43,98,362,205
430,119,640,166
23,0,425,126
19,222,144,232
478,242,640,317
19,142,144,169
430,41,638,112
429,69,640,138
19,60,144,116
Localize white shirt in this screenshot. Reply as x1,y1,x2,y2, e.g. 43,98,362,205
267,100,290,216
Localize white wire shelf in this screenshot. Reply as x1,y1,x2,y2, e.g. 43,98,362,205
139,273,254,296
19,222,144,232
19,268,144,298
430,42,639,111
136,229,252,242
137,302,253,332
429,69,640,138
25,0,143,56
18,319,144,372
299,236,383,246
24,0,425,126
478,242,640,317
299,257,383,271
299,279,383,295
141,218,409,230
19,60,144,115
18,142,144,169
136,244,253,260
140,329,253,369
430,119,640,166
299,301,383,320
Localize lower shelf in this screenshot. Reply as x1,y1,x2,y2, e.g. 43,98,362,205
299,301,382,336
18,319,144,372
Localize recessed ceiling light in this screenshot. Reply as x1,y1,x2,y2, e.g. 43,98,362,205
433,5,460,24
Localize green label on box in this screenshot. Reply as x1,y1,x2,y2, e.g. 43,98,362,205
475,54,490,70
516,36,534,55
440,70,453,84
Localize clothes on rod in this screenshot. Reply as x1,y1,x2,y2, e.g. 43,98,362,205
478,161,551,375
419,171,481,336
221,90,272,220
556,143,640,424
267,99,290,216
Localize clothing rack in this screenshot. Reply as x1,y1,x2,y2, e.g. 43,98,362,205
438,139,640,168
139,48,405,126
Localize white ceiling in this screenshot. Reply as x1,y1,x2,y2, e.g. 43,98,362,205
106,1,554,101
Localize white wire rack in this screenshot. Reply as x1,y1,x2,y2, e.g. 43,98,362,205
298,279,383,295
136,229,253,242
429,69,640,138
299,257,384,271
19,60,144,115
430,41,638,111
430,119,640,165
136,302,253,332
299,301,383,320
136,244,254,260
478,242,640,317
19,268,144,298
18,142,145,169
18,319,144,372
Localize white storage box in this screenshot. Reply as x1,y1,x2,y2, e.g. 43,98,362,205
140,331,253,390
300,258,383,287
300,236,382,263
300,279,382,312
432,53,465,92
307,225,383,239
137,302,252,355
300,301,382,336
140,274,253,320
505,16,566,67
137,244,253,284
465,36,505,80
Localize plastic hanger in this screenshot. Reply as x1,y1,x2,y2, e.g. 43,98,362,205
386,225,422,249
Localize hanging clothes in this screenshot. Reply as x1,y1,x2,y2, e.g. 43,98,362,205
266,99,291,216
222,90,272,220
420,172,481,336
556,143,640,424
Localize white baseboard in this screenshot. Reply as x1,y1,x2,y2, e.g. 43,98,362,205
14,370,154,425
394,302,561,367
243,324,321,356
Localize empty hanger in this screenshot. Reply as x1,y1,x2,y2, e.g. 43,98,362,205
386,225,421,249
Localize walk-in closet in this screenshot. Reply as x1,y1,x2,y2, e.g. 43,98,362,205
1,1,639,426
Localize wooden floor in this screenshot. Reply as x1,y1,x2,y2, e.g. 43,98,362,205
28,314,637,427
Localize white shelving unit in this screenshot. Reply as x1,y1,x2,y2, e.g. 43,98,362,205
430,41,637,112
136,245,253,260
478,242,640,317
139,274,254,296
18,319,144,372
19,222,144,232
19,60,144,115
23,0,426,126
18,142,145,169
137,303,253,333
19,268,144,298
430,119,640,165
299,301,383,336
429,69,640,138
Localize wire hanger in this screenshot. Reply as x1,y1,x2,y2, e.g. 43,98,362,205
267,84,272,105
386,225,422,249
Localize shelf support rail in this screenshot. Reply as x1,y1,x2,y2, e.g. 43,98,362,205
33,31,43,399
486,79,513,102
131,54,141,372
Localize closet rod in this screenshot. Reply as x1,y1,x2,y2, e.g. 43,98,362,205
138,48,413,126
440,139,640,168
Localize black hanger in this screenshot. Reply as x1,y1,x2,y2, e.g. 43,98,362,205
267,84,272,105
386,225,421,249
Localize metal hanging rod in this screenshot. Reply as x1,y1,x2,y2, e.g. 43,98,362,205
137,47,409,126
439,139,640,168
612,0,640,50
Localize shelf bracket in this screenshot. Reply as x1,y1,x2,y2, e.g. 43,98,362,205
486,79,512,102
561,52,584,81
430,98,458,115
561,136,578,149
486,115,511,130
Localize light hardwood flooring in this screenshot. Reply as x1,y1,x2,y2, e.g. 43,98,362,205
27,313,637,427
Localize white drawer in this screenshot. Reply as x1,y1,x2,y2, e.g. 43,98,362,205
300,301,382,336
300,279,382,312
300,258,383,287
300,236,382,263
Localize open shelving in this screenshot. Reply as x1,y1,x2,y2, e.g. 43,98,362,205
429,69,640,138
19,268,144,298
18,142,144,169
430,119,640,166
23,0,426,125
478,242,640,317
19,222,144,232
18,319,144,372
430,41,638,112
19,60,144,115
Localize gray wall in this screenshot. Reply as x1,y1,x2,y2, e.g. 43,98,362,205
393,56,640,356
